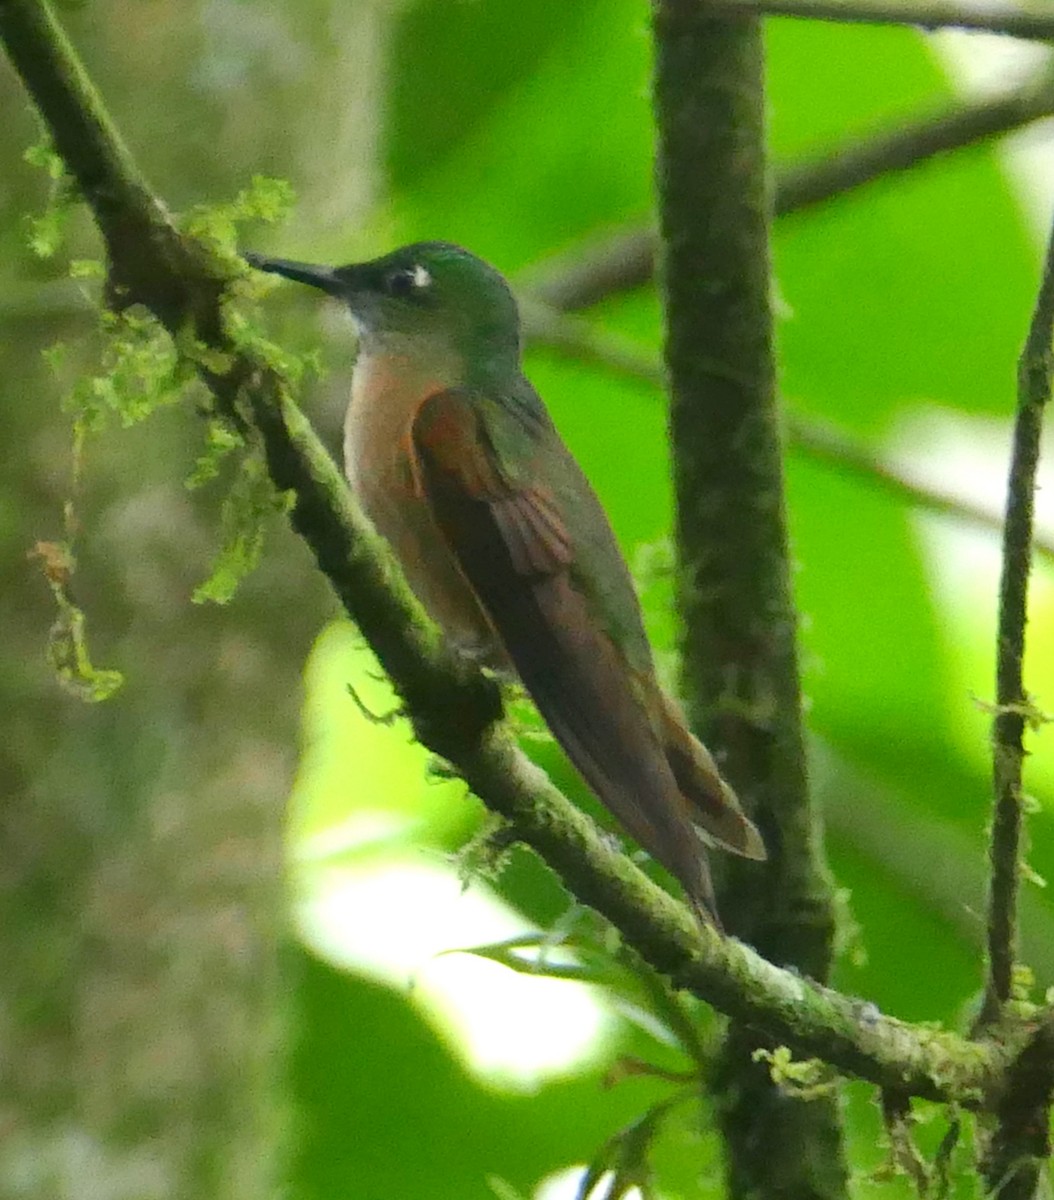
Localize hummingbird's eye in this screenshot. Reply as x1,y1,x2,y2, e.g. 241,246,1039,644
385,264,432,298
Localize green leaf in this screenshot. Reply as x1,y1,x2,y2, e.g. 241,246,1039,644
444,933,616,985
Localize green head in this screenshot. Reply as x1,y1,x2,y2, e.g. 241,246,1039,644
244,241,522,374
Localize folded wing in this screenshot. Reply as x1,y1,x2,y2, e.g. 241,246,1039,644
411,387,731,922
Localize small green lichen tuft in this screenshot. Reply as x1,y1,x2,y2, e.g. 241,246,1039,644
27,206,72,259
1020,859,1047,890
505,687,552,744
23,137,79,259
833,885,867,969
1006,963,1042,1021
69,258,105,281
752,1045,838,1100
24,138,65,179
222,292,324,384
34,305,192,699
185,420,244,490
973,692,1051,731
47,308,191,432
456,814,517,887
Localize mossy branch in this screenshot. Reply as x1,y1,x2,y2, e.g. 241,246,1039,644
652,0,845,1192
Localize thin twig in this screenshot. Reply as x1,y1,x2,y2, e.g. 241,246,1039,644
527,73,1054,312
520,303,1054,567
526,228,656,313
982,207,1054,1021
777,70,1054,214
707,0,1054,39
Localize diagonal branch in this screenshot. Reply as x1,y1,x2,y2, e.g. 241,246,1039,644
776,69,1054,214
982,205,1054,1023
0,0,1030,1115
528,72,1054,312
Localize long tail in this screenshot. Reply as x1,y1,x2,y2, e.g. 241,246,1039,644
656,690,767,862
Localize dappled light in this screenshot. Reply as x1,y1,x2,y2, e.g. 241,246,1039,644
297,856,615,1090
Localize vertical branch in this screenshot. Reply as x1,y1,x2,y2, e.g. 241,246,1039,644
982,213,1054,1023
651,2,847,1197
980,1017,1054,1200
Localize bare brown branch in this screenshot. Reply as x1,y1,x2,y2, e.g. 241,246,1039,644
707,0,1054,38
982,207,1054,1023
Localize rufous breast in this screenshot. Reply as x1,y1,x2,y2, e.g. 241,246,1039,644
343,338,505,666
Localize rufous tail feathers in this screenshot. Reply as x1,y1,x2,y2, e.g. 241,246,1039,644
657,691,767,862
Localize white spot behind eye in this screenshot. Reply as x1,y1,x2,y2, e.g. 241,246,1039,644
410,264,431,289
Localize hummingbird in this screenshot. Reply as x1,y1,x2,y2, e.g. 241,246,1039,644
244,241,765,925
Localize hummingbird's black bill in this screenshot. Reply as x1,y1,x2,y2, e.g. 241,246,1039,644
243,251,343,295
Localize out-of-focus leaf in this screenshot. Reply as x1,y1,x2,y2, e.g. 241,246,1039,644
387,0,594,188
385,0,654,266
578,1093,687,1200
445,932,618,985
293,945,685,1200
444,927,709,1066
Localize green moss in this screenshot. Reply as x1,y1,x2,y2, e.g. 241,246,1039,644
192,444,294,605
185,420,244,490
34,302,192,700
753,1045,839,1099
23,135,78,259
182,174,295,262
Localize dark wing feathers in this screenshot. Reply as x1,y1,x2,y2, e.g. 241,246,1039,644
413,389,572,578
491,493,573,577
412,387,731,922
657,690,767,861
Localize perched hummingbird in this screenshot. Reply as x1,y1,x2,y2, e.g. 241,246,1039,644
244,241,765,925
